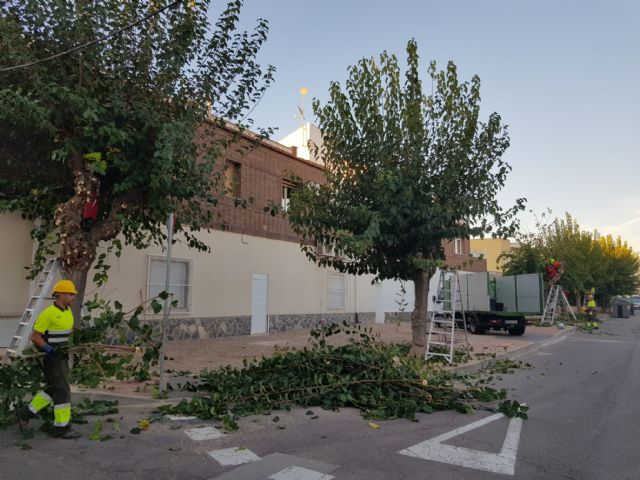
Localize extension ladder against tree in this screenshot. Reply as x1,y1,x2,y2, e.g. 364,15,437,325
542,284,576,325
1,258,61,365
425,270,469,364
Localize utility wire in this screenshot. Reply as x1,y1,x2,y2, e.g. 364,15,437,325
0,0,183,73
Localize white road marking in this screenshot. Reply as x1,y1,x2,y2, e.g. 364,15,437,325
208,447,261,466
569,338,640,344
184,426,223,441
268,466,335,480
166,415,198,421
398,413,524,476
540,335,568,349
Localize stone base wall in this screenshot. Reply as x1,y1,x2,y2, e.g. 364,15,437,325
144,311,378,342
384,311,412,323
165,316,251,341
268,312,375,333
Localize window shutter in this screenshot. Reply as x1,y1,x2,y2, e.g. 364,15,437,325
328,273,346,309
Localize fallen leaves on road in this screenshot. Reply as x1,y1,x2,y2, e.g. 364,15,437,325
138,419,150,430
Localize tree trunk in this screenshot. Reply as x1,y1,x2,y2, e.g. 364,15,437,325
575,291,582,310
53,154,128,328
70,269,89,328
409,270,430,356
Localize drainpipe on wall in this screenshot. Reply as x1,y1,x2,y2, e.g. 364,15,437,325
353,275,359,324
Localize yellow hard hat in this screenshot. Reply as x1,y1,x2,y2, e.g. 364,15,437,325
53,279,78,294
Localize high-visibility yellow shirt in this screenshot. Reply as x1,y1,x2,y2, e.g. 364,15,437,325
33,304,74,345
587,300,596,308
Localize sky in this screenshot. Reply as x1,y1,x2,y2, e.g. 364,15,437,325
214,0,640,250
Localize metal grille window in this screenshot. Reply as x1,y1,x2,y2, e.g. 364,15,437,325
328,273,347,309
148,257,192,311
454,238,463,255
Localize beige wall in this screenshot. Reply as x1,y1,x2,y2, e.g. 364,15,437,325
0,213,378,321
469,238,513,273
1,211,485,327
0,213,34,315
86,229,378,320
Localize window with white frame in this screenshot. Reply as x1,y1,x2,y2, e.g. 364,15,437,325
454,238,463,255
328,273,347,309
281,182,294,211
148,256,193,311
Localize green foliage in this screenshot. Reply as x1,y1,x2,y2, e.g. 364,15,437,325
72,397,119,425
499,400,529,420
0,295,162,429
500,236,547,276
542,214,597,298
151,386,169,400
69,295,167,384
594,235,640,302
163,322,518,425
0,358,43,428
501,212,639,302
288,39,524,282
89,420,104,441
0,0,274,278
482,359,531,375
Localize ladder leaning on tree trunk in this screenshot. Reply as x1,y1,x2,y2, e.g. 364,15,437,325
1,258,61,365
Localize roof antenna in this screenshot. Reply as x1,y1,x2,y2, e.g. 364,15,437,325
295,87,309,146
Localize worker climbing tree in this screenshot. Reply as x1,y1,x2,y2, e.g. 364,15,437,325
544,258,564,285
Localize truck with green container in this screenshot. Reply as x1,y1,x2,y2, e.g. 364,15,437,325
427,269,544,336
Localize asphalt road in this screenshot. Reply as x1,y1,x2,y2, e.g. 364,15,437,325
1,316,639,479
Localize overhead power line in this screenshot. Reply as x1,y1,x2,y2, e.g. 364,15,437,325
0,0,183,73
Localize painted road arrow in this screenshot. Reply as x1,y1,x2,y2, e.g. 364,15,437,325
398,413,523,475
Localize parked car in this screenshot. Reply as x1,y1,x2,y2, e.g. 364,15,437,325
630,295,640,312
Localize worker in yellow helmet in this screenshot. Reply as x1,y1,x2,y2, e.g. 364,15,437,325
15,279,81,439
585,292,597,322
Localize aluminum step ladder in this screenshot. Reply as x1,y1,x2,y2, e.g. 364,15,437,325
542,284,576,325
425,270,469,363
1,258,60,365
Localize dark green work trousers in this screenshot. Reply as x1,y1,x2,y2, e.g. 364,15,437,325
41,352,71,406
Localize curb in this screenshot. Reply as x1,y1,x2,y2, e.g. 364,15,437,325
451,326,575,375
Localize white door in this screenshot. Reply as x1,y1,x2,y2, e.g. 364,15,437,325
375,283,385,324
251,274,268,335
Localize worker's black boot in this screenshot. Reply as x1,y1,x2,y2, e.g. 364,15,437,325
52,426,81,439
15,407,38,432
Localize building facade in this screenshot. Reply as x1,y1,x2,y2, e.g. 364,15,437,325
469,238,516,273
0,125,486,341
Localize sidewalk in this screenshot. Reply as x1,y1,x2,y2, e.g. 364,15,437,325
72,321,572,399
164,322,567,371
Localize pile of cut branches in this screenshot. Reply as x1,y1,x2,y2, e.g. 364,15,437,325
69,295,169,385
163,323,523,426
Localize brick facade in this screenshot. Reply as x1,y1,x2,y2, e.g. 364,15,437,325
443,238,487,272
208,125,486,272
211,127,324,243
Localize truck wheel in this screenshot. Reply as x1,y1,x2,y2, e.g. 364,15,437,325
468,314,486,335
508,325,525,336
